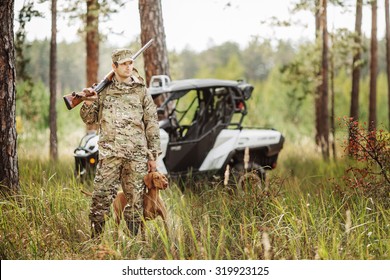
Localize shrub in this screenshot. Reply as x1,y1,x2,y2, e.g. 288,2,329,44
343,119,390,206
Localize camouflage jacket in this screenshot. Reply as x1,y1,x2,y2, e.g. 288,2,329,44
80,70,161,161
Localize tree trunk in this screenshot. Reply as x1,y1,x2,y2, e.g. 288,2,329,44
329,35,336,161
86,0,99,131
0,0,20,194
369,0,378,133
314,0,329,160
385,0,390,129
86,0,99,86
320,0,329,160
314,0,322,148
139,0,170,86
349,0,363,156
49,0,58,161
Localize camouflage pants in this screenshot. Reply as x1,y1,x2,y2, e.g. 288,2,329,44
89,156,148,225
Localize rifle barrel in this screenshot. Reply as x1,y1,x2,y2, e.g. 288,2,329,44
131,38,154,61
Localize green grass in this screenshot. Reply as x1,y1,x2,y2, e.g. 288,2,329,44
1,142,389,260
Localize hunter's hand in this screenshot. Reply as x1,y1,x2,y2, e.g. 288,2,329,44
81,87,98,104
148,160,157,173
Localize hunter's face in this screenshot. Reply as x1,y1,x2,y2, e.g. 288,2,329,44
113,60,133,80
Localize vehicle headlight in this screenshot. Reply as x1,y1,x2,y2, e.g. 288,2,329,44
75,150,86,156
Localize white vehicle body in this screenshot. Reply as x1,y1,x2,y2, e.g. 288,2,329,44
157,128,283,175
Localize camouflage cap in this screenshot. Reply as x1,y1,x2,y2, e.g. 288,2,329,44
111,48,133,64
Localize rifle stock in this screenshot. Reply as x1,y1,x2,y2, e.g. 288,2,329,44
63,70,114,110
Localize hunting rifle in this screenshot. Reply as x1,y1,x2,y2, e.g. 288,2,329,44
63,38,154,110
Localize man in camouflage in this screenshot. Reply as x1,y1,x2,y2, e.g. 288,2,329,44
80,48,161,238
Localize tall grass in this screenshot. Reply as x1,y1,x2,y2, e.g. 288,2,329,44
1,143,389,260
